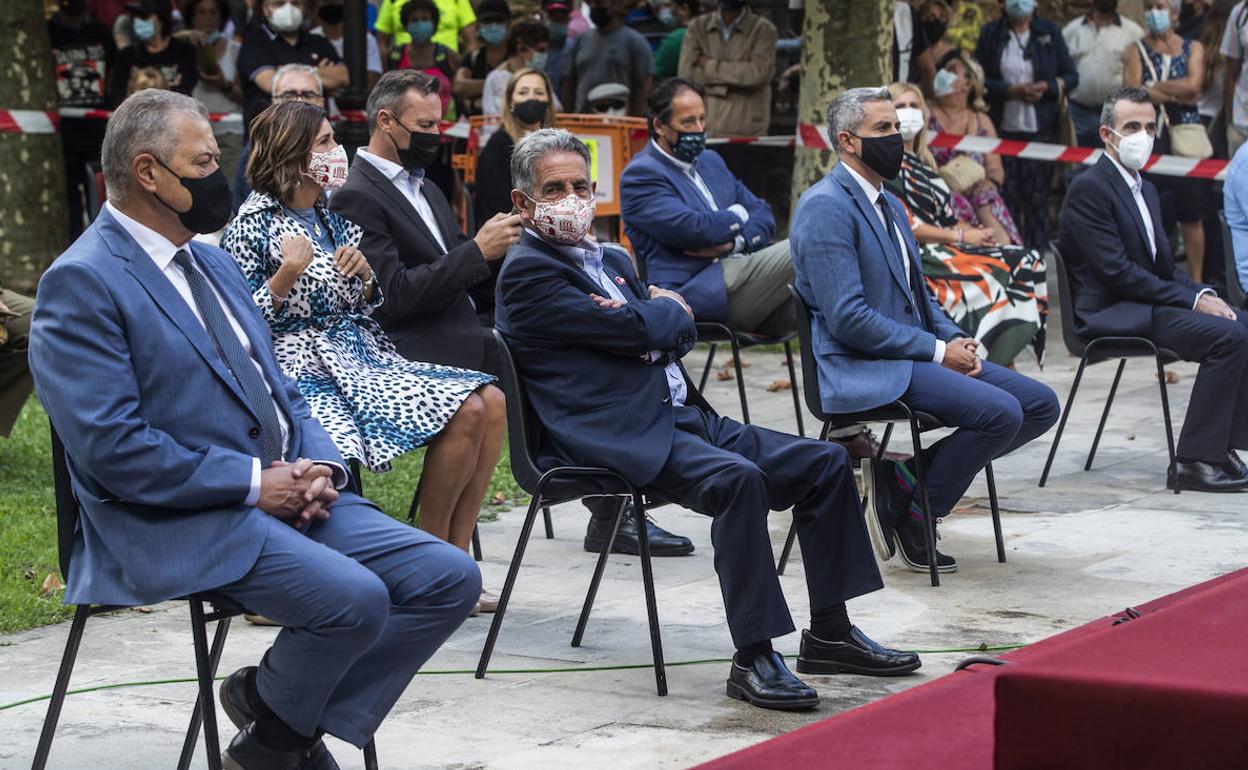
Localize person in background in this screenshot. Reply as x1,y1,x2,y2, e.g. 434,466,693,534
564,0,654,115
1225,132,1248,300
181,0,244,199
110,0,199,107
397,0,462,121
975,0,1078,250
895,0,930,85
915,0,954,91
86,0,129,28
50,0,116,238
0,283,34,439
626,0,673,48
946,0,988,51
312,0,383,90
1196,0,1239,295
375,0,477,64
653,0,699,79
454,0,510,116
1220,0,1248,154
584,81,631,114
1062,0,1144,148
1124,0,1207,283
542,0,576,95
1181,0,1211,38
233,63,327,209
482,19,552,116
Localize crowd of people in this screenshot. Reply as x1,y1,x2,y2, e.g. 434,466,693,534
6,0,1248,767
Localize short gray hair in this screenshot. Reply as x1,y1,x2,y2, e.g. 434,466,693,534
101,89,207,204
366,70,441,131
825,86,893,151
272,64,322,97
511,128,591,198
1100,85,1154,129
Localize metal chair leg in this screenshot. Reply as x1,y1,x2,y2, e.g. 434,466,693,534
698,343,718,391
572,497,627,647
1039,354,1090,487
1085,358,1126,471
188,599,224,770
876,423,895,460
632,490,667,696
542,506,554,539
783,340,805,437
1156,354,1179,494
986,463,1005,563
476,490,546,679
731,338,750,424
178,611,234,770
909,417,940,587
32,605,90,770
471,524,482,562
817,421,831,441
405,476,423,525
363,739,378,770
776,520,798,576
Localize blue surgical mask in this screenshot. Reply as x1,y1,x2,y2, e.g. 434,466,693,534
480,22,507,45
133,17,157,41
1004,0,1034,18
548,21,567,44
528,50,548,70
658,7,676,27
933,68,959,98
406,19,434,43
1144,8,1171,34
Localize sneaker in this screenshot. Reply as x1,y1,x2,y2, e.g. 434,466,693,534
860,458,897,561
894,515,957,574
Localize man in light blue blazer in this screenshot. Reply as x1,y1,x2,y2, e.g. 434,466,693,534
28,90,479,769
790,87,1058,575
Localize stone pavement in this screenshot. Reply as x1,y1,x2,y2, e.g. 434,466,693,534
2,325,1246,769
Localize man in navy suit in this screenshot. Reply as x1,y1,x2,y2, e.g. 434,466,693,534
496,127,920,712
28,90,480,769
791,87,1059,575
1059,85,1248,492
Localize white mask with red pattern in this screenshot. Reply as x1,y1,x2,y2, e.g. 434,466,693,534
523,191,596,245
307,145,350,190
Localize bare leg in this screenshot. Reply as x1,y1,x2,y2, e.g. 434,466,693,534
416,393,486,542
446,385,506,552
1182,220,1205,284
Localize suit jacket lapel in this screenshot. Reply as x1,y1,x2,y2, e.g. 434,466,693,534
1101,157,1157,267
835,165,911,297
357,159,446,255
1142,183,1176,277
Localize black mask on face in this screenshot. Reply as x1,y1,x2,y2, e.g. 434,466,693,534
849,131,904,180
1178,1,1196,24
1092,0,1117,13
922,19,947,43
318,3,344,24
387,114,441,171
152,157,232,234
589,5,612,26
512,98,549,125
719,0,746,11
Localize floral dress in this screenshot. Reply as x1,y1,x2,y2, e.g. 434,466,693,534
894,152,1048,366
222,192,495,472
927,112,1024,246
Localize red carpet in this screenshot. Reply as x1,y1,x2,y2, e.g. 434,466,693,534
696,569,1248,770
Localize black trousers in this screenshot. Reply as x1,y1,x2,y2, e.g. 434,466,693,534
1152,306,1248,463
642,405,883,648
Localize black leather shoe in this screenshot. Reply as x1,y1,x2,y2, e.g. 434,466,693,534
796,628,922,676
725,650,819,711
221,667,337,770
584,503,695,556
1167,459,1248,492
300,742,341,770
895,516,957,573
1227,450,1248,478
860,459,897,561
222,724,306,770
832,428,911,463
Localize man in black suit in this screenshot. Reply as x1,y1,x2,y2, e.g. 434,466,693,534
1059,85,1248,492
331,70,697,553
496,127,920,710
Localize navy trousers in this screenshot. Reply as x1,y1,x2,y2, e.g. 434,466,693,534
645,406,884,648
218,495,480,747
901,360,1059,518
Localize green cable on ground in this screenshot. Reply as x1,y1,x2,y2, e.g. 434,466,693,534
0,644,1023,713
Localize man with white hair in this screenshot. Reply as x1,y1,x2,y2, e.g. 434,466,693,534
496,127,919,712
28,89,479,769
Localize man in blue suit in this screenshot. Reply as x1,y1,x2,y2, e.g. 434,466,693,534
497,127,920,712
1061,85,1248,492
28,90,480,769
791,87,1058,575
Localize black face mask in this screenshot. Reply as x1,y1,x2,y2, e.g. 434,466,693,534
849,131,904,180
922,20,947,43
318,3,344,24
512,98,549,125
387,115,441,171
667,128,706,162
589,5,612,26
1178,2,1196,24
153,158,232,234
719,0,746,11
1092,0,1117,13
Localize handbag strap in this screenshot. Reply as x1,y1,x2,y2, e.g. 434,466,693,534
1135,40,1169,132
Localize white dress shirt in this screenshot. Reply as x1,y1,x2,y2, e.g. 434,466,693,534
1001,30,1039,134
108,202,292,506
842,164,946,364
650,140,748,254
355,148,449,253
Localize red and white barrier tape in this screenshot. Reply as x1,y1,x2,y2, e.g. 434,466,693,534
1,107,470,137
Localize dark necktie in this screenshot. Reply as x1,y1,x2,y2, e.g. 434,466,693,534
877,195,933,331
172,250,284,466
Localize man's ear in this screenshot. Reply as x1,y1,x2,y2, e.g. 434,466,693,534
510,189,529,216
133,153,161,194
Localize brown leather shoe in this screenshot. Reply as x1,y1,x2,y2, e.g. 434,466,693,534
832,429,911,463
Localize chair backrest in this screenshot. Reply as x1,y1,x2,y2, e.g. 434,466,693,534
1218,210,1248,308
48,423,79,581
492,328,548,494
1047,241,1088,358
787,285,831,423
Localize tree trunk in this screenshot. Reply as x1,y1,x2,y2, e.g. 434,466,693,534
789,0,892,218
0,0,67,294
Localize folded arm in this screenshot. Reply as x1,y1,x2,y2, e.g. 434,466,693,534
620,166,745,251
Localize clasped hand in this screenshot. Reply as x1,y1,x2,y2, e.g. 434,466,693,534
257,458,339,526
941,337,982,377
1195,293,1238,320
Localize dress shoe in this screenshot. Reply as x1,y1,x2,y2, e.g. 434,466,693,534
584,503,695,556
222,724,307,770
795,628,921,676
860,458,898,561
221,667,337,770
477,589,500,613
832,428,911,463
301,741,341,770
1167,459,1248,492
1227,450,1248,478
725,650,819,711
894,515,957,574
244,614,282,627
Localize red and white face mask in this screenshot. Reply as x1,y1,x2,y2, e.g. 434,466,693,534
524,191,596,245
307,145,350,190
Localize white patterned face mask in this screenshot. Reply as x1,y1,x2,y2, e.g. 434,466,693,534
523,191,596,245
307,145,349,190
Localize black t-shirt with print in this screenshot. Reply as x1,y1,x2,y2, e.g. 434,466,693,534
48,13,116,154
109,38,200,108
236,24,341,133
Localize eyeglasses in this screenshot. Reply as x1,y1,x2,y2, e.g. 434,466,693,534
274,91,323,102
590,100,627,113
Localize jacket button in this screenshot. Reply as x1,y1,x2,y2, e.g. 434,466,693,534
661,397,670,404
904,306,913,314
248,427,261,439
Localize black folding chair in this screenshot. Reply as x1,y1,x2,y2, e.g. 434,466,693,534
475,330,670,695
1037,243,1178,491
34,425,379,770
1217,211,1247,309
775,287,1005,587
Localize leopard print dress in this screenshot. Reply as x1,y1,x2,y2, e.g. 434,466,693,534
222,192,495,472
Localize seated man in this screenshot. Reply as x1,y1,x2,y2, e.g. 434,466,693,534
791,87,1059,574
332,69,696,559
496,127,920,711
1061,85,1248,492
0,281,34,438
29,90,479,768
